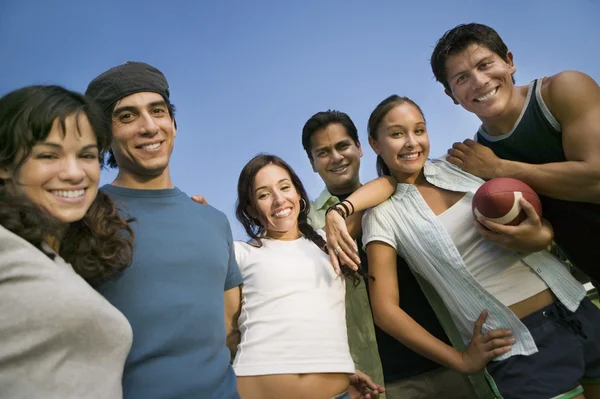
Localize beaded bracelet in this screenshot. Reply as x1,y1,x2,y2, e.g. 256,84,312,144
326,203,347,219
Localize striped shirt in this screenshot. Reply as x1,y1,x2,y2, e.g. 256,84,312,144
362,157,586,360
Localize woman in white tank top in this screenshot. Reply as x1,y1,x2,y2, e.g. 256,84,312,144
324,95,600,399
225,154,384,399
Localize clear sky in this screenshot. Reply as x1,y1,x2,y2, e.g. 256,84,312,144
1,0,598,239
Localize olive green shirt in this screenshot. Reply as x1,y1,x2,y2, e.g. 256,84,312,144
308,188,386,397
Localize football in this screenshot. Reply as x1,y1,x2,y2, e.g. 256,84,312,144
472,178,542,226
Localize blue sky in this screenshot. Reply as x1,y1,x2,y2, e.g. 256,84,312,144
1,0,598,239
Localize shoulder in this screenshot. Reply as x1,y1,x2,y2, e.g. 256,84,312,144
178,195,233,231
543,71,600,118
0,225,61,281
233,239,262,267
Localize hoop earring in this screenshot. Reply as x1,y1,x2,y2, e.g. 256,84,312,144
299,198,307,213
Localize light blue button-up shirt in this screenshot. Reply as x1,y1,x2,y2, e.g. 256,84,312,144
362,157,586,360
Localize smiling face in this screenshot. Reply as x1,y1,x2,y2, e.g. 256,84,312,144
369,103,429,184
1,113,100,224
309,123,363,195
110,91,176,181
444,43,516,120
253,163,302,240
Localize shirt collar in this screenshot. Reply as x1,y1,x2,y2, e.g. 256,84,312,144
313,187,340,211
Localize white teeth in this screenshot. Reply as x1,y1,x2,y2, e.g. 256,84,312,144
51,189,85,198
142,142,161,150
331,165,348,172
274,209,292,218
475,88,498,102
400,153,419,159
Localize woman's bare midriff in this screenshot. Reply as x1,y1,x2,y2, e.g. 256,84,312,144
236,372,350,399
509,288,555,319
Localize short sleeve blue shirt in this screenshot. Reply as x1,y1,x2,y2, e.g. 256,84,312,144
97,185,242,399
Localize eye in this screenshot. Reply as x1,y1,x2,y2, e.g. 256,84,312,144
36,153,58,160
281,185,291,191
317,151,327,158
415,128,426,135
257,192,269,200
152,108,166,115
456,75,467,84
479,61,491,70
391,131,403,137
119,113,134,122
80,152,98,160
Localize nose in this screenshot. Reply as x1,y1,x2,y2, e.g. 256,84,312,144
406,132,418,148
140,112,160,136
272,190,285,207
331,150,344,163
58,158,86,183
471,69,490,90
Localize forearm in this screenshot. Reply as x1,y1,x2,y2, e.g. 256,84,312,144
496,159,600,203
226,330,240,355
373,305,466,373
346,176,397,213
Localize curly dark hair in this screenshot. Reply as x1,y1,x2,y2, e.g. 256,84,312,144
0,85,134,283
235,153,360,282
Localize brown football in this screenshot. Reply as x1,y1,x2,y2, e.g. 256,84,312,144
472,178,542,226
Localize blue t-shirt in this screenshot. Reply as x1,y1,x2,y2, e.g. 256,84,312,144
97,185,242,399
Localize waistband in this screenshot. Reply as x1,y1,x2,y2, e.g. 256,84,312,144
329,390,350,399
520,300,587,339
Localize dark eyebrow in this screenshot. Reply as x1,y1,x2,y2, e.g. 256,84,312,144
385,124,408,131
314,139,352,153
335,139,352,146
450,55,494,81
313,146,330,153
36,142,99,151
112,100,167,117
255,178,292,193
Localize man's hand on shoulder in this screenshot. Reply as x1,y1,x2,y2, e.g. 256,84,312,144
447,139,504,180
191,195,208,205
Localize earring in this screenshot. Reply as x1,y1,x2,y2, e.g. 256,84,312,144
299,198,308,213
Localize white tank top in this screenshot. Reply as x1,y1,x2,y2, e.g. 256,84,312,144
232,234,355,376
437,193,548,306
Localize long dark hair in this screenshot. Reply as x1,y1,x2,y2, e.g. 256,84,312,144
0,85,134,283
235,154,359,281
367,95,426,177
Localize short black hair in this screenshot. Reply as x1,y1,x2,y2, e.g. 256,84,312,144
431,23,512,92
301,110,359,161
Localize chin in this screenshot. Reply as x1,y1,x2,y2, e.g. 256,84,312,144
46,205,90,224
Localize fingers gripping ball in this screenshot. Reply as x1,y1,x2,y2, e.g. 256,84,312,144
472,178,542,225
